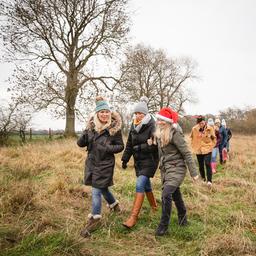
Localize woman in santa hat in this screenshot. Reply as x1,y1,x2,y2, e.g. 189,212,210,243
154,107,198,236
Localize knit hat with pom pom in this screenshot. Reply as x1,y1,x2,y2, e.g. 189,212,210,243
133,96,149,114
94,96,111,112
207,118,214,126
221,119,226,127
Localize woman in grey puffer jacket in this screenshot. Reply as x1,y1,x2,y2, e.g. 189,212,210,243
154,107,198,236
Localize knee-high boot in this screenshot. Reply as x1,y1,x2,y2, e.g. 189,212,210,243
173,189,187,226
155,189,172,236
174,198,188,226
145,191,157,211
211,162,217,174
123,193,144,228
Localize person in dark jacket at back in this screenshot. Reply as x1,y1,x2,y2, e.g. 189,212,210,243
215,118,228,164
121,96,159,229
77,96,124,238
222,119,232,152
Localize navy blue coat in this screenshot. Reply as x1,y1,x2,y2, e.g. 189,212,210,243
219,125,228,147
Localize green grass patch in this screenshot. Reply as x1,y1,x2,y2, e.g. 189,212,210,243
0,232,83,256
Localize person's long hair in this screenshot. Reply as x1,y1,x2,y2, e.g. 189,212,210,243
155,122,172,147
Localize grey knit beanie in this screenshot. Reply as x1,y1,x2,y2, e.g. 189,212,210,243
133,96,149,114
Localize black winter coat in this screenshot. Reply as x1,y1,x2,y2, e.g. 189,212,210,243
77,112,124,188
121,116,159,177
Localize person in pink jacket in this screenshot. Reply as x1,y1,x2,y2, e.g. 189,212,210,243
207,118,220,174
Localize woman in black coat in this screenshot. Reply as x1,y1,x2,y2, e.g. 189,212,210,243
77,96,124,237
121,97,159,228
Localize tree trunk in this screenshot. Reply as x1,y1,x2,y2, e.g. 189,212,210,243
64,73,78,137
65,105,76,136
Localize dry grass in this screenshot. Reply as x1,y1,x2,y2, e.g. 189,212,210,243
0,135,256,255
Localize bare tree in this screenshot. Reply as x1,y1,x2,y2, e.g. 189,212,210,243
15,110,33,143
0,103,18,145
117,44,198,113
0,0,130,136
244,108,256,134
219,106,256,134
0,101,32,145
219,107,246,121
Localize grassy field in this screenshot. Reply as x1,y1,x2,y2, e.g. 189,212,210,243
0,135,256,256
4,134,64,147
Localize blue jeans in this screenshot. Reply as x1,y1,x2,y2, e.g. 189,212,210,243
92,187,116,215
136,175,152,193
211,147,218,163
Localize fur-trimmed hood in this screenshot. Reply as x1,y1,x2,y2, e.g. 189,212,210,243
86,111,122,136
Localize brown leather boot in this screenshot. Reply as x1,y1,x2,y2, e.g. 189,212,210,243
146,191,157,211
80,214,102,238
122,193,144,228
107,200,121,213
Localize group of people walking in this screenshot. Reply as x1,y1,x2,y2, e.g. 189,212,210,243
190,115,232,186
77,96,230,238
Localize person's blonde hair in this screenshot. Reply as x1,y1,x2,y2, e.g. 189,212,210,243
155,122,172,147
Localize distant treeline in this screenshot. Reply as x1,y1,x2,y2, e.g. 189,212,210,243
1,107,255,146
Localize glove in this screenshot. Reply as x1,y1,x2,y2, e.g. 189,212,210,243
122,161,127,169
147,138,153,146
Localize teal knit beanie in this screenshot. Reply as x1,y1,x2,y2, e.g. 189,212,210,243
95,96,111,112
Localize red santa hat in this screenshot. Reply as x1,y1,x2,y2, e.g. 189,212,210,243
156,107,178,124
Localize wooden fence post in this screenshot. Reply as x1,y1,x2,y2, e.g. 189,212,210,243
29,128,32,140
49,128,52,139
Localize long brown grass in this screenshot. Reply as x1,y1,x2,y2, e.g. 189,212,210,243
0,135,256,255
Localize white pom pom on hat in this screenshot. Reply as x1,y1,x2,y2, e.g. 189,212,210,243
221,119,226,126
133,96,149,114
139,96,149,104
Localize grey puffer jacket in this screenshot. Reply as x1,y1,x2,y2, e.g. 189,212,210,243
158,126,197,188
77,111,124,188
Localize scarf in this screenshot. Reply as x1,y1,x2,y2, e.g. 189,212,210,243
133,113,152,133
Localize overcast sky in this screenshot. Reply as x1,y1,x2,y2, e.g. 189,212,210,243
129,0,256,114
1,0,256,129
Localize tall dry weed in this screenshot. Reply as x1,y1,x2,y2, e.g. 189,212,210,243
201,232,256,256
0,135,256,255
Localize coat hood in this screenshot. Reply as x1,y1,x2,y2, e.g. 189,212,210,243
86,111,122,136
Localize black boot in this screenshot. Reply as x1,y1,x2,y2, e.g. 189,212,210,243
155,224,169,236
155,185,173,237
173,187,188,226
178,214,188,226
